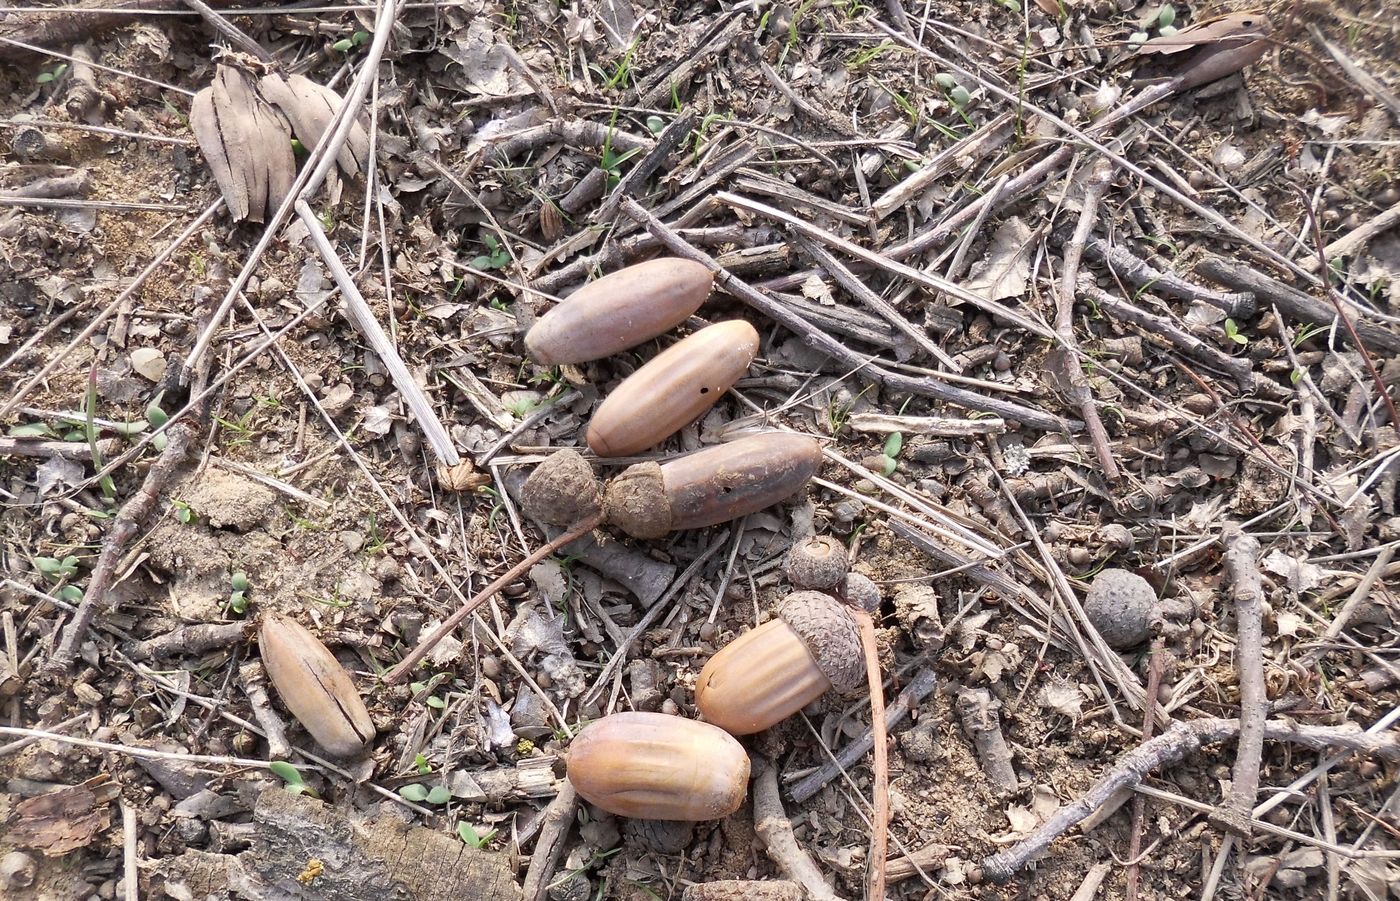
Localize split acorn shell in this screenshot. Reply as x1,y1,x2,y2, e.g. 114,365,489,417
586,320,760,457
603,432,823,539
524,258,714,366
696,591,864,735
259,613,375,759
566,711,750,820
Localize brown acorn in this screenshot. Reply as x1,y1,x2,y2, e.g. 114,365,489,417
603,433,822,540
566,712,749,820
525,258,714,366
587,320,759,457
259,613,375,758
695,591,864,735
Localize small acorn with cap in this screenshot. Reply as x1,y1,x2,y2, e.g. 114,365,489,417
695,590,864,735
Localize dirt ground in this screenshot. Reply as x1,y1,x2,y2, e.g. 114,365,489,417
2,0,1400,899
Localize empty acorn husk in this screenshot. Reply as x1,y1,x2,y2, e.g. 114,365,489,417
259,613,375,758
525,258,714,366
586,320,759,457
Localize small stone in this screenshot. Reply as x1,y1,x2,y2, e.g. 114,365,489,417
0,851,36,890
1083,568,1156,649
340,531,365,554
130,347,167,382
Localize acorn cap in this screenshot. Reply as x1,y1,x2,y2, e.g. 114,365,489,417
521,449,602,526
602,461,671,539
839,572,881,613
777,591,864,695
784,536,848,590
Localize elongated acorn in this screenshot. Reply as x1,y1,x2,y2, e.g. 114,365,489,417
566,712,749,820
603,433,822,539
259,613,375,758
587,320,759,457
695,591,863,735
525,258,714,366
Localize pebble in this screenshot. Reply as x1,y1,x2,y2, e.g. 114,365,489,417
130,347,166,382
339,531,365,554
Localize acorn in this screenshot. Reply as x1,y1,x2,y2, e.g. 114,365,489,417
695,591,864,735
566,711,750,820
525,258,714,366
259,613,375,758
603,433,822,540
784,535,849,590
586,320,760,457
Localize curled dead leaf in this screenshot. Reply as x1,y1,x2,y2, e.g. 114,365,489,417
258,72,369,176
1135,13,1273,93
190,61,295,223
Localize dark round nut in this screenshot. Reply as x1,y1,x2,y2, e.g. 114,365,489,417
1083,568,1156,649
521,450,603,526
839,572,881,613
784,535,849,590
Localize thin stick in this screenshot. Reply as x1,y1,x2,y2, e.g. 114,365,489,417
1213,524,1265,838
1056,158,1120,481
1125,639,1166,900
981,716,1400,882
852,609,888,901
522,782,578,901
790,667,937,803
752,758,844,901
1307,544,1397,664
46,420,199,672
121,802,139,901
384,513,603,684
294,198,459,465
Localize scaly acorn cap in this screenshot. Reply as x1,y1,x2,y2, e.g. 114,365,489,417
777,591,864,696
601,461,671,539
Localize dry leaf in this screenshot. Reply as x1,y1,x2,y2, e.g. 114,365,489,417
964,217,1035,302
1136,13,1273,93
190,59,295,223
257,72,369,176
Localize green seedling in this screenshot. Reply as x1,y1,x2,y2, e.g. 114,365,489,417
1224,318,1248,346
415,753,432,775
269,761,317,798
9,421,58,439
227,572,251,616
399,784,452,804
470,233,510,271
36,63,67,84
645,115,665,135
332,29,369,53
458,822,498,849
146,391,170,451
879,431,904,476
172,499,194,524
34,555,80,581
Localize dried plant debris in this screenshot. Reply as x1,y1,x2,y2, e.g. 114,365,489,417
257,71,370,174
1134,12,1274,92
190,57,295,223
191,54,367,222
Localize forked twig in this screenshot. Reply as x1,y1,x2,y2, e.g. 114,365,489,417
384,513,603,683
